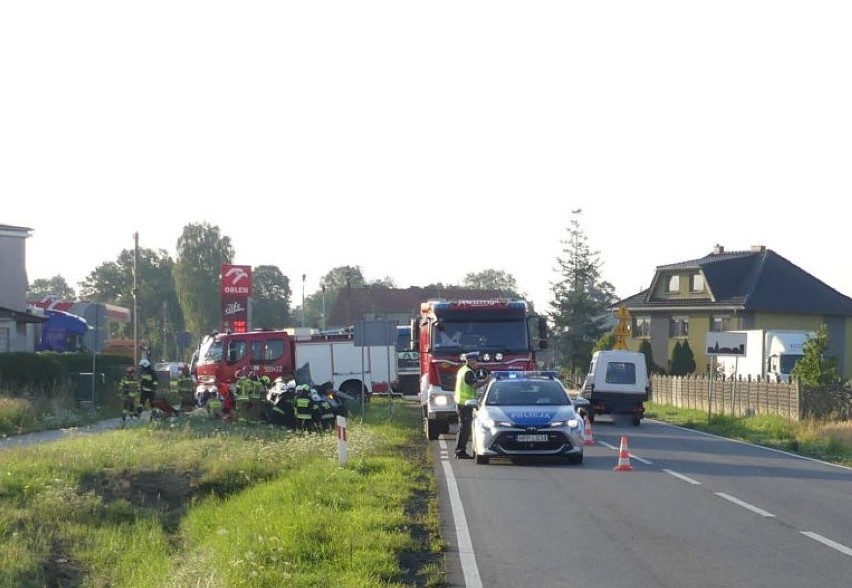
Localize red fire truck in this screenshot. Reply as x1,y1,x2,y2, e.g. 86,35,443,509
192,328,398,407
412,299,549,440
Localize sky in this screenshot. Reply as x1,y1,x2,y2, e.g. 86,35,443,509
3,2,851,313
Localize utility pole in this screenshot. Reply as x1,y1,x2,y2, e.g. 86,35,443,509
321,284,326,331
133,232,139,367
301,274,306,328
162,300,168,361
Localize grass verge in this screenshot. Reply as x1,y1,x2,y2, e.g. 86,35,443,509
645,402,852,467
0,397,446,587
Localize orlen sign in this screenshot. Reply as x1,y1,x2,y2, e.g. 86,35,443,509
220,265,252,297
221,265,252,332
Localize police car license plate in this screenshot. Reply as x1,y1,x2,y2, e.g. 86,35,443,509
516,434,547,442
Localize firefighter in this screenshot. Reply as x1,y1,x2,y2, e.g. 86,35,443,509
233,372,252,423
176,365,195,409
312,387,336,430
247,371,266,422
118,366,139,422
138,359,158,416
294,384,317,430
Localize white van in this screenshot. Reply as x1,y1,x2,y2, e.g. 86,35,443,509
582,350,650,426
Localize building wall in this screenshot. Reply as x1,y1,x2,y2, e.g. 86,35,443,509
0,228,29,310
0,225,35,352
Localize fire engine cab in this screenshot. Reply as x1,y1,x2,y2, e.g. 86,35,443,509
412,299,549,440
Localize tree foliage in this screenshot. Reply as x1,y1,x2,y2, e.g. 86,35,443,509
593,332,615,352
173,223,234,340
548,211,617,372
639,339,665,375
463,269,519,297
251,265,291,330
27,275,77,301
78,248,181,354
298,266,366,329
792,325,839,385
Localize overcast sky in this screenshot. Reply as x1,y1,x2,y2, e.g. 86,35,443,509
3,1,851,312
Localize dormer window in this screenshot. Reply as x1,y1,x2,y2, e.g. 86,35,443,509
667,276,680,293
690,274,705,292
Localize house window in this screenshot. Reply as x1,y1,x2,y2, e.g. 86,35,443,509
633,316,651,338
690,274,705,292
667,276,680,293
711,315,734,332
669,316,689,337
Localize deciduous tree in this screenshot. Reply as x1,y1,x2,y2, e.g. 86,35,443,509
27,275,76,301
252,265,291,329
174,223,234,340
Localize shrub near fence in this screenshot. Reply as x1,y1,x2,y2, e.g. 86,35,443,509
651,374,800,421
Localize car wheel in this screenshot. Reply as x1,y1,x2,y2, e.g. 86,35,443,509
425,418,439,440
631,415,641,426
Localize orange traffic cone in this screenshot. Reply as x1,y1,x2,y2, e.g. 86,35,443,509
583,416,595,445
613,435,634,471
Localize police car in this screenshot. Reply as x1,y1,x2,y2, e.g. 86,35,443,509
467,371,585,465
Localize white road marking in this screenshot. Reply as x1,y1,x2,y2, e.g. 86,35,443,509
438,439,483,588
715,493,775,517
801,532,852,557
663,469,701,485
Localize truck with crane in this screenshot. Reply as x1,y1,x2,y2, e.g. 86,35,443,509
411,299,549,440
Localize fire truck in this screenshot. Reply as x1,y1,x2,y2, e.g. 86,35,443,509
412,299,549,440
192,327,398,406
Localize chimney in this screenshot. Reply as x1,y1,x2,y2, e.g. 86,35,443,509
713,244,725,255
750,245,766,253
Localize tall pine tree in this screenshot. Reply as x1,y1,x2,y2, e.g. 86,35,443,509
548,211,617,374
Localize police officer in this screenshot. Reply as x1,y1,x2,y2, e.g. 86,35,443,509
454,352,486,459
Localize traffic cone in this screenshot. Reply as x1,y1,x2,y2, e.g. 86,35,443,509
613,436,634,471
583,416,595,445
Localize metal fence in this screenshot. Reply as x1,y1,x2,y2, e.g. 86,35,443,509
650,374,800,421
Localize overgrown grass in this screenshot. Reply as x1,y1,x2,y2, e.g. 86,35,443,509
645,402,852,466
0,397,445,587
0,393,104,437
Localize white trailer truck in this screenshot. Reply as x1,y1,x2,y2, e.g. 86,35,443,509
716,329,814,382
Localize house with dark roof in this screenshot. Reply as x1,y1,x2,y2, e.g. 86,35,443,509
618,244,852,379
325,286,511,329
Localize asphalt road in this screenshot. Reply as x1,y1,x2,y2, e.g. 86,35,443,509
434,418,852,588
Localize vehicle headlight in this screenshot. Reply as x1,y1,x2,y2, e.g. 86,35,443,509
550,418,581,429
482,417,512,428
432,394,448,406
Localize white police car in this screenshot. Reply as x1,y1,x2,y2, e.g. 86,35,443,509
467,371,585,465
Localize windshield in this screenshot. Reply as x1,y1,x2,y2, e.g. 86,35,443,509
432,319,529,353
779,354,804,374
485,380,570,406
199,338,223,364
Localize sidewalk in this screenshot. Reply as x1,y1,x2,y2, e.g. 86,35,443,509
0,415,148,451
